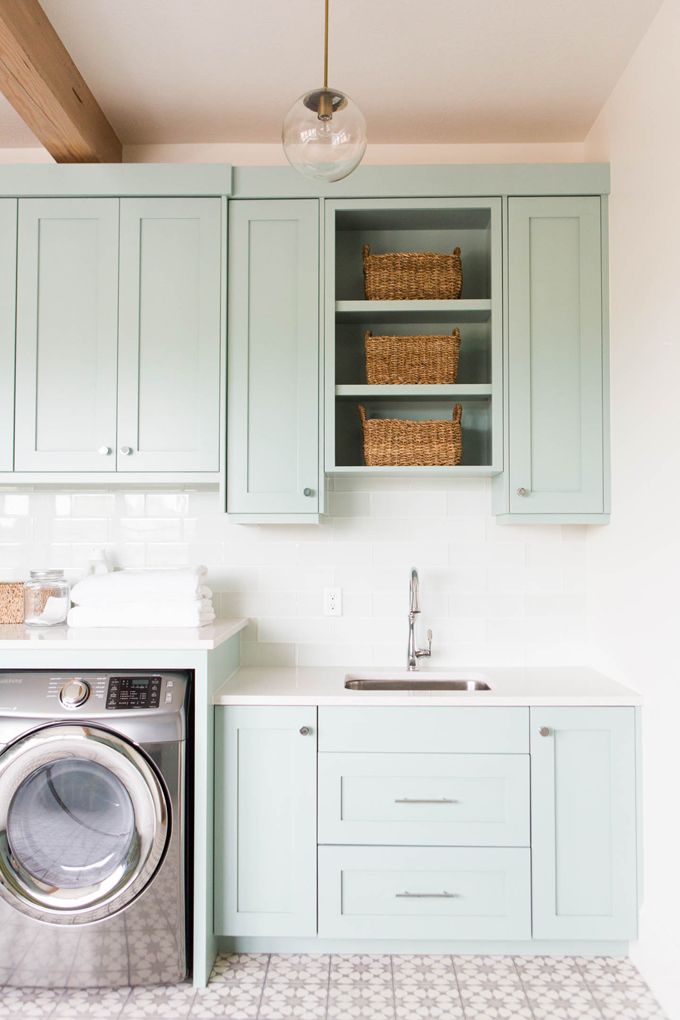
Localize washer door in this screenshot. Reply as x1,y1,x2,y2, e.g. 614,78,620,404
0,724,169,924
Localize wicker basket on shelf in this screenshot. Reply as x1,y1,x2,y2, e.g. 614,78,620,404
362,244,463,300
358,404,463,467
364,328,461,385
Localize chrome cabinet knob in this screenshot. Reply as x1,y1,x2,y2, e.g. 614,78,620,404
303,487,314,497
98,446,112,456
299,726,311,736
517,487,529,497
539,726,552,737
119,446,133,456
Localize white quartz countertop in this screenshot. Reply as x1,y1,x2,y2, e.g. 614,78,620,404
0,618,249,651
213,665,642,707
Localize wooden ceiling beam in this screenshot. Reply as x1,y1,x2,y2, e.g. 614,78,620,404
0,0,121,162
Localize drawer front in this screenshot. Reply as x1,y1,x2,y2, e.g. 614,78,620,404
318,707,529,754
318,753,530,846
318,845,531,940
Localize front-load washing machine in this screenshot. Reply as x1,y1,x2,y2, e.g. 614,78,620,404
0,669,190,988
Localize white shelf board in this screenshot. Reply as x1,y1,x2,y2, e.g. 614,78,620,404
335,299,492,323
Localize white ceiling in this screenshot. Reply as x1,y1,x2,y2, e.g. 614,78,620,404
0,0,664,148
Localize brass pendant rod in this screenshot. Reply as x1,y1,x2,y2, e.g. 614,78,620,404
323,0,329,89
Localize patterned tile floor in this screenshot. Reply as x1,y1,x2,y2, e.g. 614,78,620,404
0,954,667,1019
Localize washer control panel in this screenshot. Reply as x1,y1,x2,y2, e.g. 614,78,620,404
105,675,162,710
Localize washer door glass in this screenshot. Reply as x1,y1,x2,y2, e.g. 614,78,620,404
8,758,136,889
0,724,169,924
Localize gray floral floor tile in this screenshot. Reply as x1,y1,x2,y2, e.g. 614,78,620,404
327,984,395,1020
120,984,197,1018
52,988,131,1018
190,981,262,1019
329,955,392,986
394,979,464,1019
267,955,331,984
212,954,269,979
259,980,328,1018
391,956,455,982
0,987,63,1017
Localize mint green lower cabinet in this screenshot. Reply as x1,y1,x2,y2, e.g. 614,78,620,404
531,708,638,940
318,752,530,847
497,196,607,521
14,198,119,472
318,845,531,940
117,198,222,472
227,200,320,517
0,200,16,472
214,706,317,937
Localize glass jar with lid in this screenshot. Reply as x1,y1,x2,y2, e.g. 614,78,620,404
24,570,70,627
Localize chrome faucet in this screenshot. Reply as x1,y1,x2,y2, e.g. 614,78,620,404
407,567,432,671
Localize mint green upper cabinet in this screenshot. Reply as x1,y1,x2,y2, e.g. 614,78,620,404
0,200,16,472
531,707,638,941
14,198,119,472
227,200,320,516
214,706,317,937
501,196,606,519
117,198,222,472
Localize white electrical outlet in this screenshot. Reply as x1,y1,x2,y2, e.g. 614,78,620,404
323,587,342,617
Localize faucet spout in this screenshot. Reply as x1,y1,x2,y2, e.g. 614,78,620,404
407,568,432,671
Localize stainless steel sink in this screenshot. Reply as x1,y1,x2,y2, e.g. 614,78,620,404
344,674,492,692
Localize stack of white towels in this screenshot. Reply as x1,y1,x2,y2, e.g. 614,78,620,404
67,566,216,629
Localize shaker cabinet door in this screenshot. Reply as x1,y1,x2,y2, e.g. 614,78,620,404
531,707,638,941
0,200,17,472
227,200,320,515
507,196,605,515
214,706,318,937
14,198,119,471
117,198,222,472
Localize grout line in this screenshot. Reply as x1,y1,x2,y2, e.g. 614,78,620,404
451,955,468,1020
574,958,608,1020
255,955,271,1020
324,954,331,1020
512,956,538,1020
389,955,397,1020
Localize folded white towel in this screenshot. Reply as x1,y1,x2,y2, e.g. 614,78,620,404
70,567,209,606
67,602,216,629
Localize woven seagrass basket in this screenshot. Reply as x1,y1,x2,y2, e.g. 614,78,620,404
358,404,463,467
362,244,463,300
364,328,461,385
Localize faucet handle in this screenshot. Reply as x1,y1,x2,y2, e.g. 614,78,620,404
416,630,433,659
426,628,432,650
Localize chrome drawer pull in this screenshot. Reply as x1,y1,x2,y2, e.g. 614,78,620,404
395,891,459,899
394,797,458,804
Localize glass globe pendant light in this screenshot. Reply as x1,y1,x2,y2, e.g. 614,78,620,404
282,0,367,182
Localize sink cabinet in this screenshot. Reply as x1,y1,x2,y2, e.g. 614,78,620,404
214,702,639,949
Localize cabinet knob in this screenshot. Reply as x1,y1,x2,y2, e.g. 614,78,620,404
539,726,552,737
97,446,112,456
119,446,134,456
299,726,311,736
517,487,529,497
303,487,314,497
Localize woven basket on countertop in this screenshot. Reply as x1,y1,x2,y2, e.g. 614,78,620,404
364,329,461,385
359,404,463,467
0,582,24,624
362,244,463,300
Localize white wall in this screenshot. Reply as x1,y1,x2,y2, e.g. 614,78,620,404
0,482,588,670
584,0,680,1015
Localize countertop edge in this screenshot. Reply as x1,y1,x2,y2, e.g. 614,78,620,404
0,618,249,651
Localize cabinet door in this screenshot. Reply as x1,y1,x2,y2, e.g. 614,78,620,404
214,706,317,937
508,197,604,514
0,200,16,472
531,707,638,940
14,199,119,471
227,200,320,515
118,198,222,472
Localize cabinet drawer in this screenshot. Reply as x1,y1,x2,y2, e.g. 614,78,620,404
318,845,531,940
318,753,529,846
318,707,528,754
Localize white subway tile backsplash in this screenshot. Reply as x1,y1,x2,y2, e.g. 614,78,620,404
5,483,590,669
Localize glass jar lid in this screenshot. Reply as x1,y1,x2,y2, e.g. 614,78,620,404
29,570,65,580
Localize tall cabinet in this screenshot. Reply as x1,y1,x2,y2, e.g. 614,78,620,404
227,200,321,518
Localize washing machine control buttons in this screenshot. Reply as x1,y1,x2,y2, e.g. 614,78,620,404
59,679,91,708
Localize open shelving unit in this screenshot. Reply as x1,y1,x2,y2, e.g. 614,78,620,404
324,198,503,475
